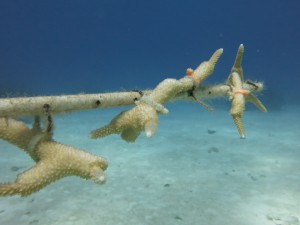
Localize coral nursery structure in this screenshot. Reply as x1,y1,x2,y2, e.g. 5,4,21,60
0,44,267,197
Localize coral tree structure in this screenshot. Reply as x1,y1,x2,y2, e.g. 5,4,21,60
0,44,267,197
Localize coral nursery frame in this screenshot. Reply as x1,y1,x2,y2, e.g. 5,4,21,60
0,44,267,197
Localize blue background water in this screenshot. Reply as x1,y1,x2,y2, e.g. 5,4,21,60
0,0,299,106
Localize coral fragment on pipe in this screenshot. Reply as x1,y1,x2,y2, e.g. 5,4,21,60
91,49,224,142
0,117,108,197
227,44,267,138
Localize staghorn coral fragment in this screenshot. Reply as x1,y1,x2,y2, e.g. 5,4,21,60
0,117,108,197
228,72,246,138
90,103,158,142
230,44,245,81
185,49,223,87
91,49,224,142
246,93,267,112
227,45,267,138
193,48,224,85
231,113,245,139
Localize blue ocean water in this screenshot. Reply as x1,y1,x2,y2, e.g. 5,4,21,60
0,1,300,225
0,1,299,101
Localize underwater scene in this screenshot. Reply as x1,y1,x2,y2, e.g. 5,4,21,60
0,1,299,225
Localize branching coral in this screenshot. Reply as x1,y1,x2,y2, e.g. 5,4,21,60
0,114,108,197
90,48,224,142
227,44,267,138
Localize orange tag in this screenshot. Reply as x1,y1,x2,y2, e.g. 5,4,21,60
186,68,200,85
233,89,249,95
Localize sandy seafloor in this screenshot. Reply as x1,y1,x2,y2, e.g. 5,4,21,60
0,102,299,225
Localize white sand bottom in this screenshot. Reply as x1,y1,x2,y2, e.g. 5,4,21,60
0,102,299,225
